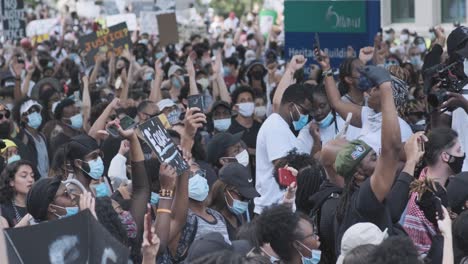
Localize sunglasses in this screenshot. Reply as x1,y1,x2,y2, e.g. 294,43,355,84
0,111,10,120
22,106,41,116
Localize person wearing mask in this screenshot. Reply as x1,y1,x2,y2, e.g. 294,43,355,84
402,127,465,255
206,132,249,171
0,160,35,227
228,86,261,156
210,101,233,133
157,99,180,126
14,98,49,178
208,162,260,240
167,65,185,101
244,61,267,98
224,57,239,89
447,172,468,217
338,57,366,107
1,139,21,168
256,204,321,264
136,100,159,125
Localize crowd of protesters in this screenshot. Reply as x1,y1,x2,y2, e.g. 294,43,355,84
0,2,467,264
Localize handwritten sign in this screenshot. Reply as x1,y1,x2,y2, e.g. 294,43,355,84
131,1,155,17
140,11,158,35
106,13,137,31
155,0,175,15
1,0,26,39
79,22,132,66
157,13,179,46
26,18,57,37
139,116,189,175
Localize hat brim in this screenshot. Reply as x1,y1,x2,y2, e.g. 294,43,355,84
238,185,260,199
227,132,244,147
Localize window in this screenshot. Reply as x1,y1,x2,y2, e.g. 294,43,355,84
391,0,415,23
442,0,466,23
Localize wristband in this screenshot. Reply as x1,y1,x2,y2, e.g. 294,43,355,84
156,209,172,214
159,189,173,198
322,68,333,77
159,196,173,200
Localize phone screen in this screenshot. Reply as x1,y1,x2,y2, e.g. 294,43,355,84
120,115,136,130
187,94,205,112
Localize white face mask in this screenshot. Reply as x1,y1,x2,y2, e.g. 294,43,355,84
214,118,231,132
417,43,427,53
235,149,249,167
254,106,267,118
400,34,409,42
237,102,255,117
464,58,468,77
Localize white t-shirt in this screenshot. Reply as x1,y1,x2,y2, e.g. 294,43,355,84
451,85,468,171
359,106,413,152
254,113,310,214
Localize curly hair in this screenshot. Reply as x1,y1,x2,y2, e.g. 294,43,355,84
95,197,129,246
191,250,270,264
273,149,320,190
256,204,304,262
0,160,34,204
369,236,421,264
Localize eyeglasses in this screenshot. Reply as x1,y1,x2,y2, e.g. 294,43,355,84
0,111,10,120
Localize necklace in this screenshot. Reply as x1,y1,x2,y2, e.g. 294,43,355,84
11,199,22,224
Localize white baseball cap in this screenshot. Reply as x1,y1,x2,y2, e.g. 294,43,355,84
168,65,183,77
20,99,42,116
157,99,176,111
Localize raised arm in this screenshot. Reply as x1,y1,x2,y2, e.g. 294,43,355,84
149,58,164,103
89,53,105,86
21,64,35,97
81,75,91,132
119,67,129,101
88,98,119,140
364,66,402,202
11,57,24,103
212,53,231,103
186,56,199,96
272,55,306,113
316,50,363,127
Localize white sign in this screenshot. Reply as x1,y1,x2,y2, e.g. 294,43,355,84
76,2,101,18
106,13,138,31
26,18,58,37
140,11,158,35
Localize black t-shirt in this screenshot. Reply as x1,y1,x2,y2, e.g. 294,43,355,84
227,118,261,149
1,202,27,227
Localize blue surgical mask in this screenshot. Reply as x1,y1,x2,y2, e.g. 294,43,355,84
317,112,334,128
7,154,21,164
291,105,308,131
172,77,182,89
144,72,154,81
27,111,42,129
150,192,160,205
224,66,232,76
52,204,79,219
69,113,83,129
214,118,231,132
410,56,422,66
226,191,249,215
296,241,321,264
155,52,165,60
80,157,104,180
94,182,110,197
188,173,209,201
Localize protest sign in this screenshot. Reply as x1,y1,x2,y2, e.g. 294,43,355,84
99,0,120,15
259,9,277,38
76,1,101,18
5,210,129,264
157,13,178,46
79,22,132,66
131,1,155,17
26,18,57,37
139,116,189,175
155,0,176,15
1,0,26,39
140,11,158,35
106,13,138,31
284,0,380,71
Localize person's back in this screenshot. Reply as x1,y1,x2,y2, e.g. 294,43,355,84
369,236,422,264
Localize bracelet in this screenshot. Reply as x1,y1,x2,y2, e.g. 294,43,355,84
321,68,333,77
159,189,173,198
157,209,172,214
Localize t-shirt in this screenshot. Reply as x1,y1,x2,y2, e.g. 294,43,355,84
228,118,261,149
1,202,27,227
26,131,49,178
254,113,310,214
451,85,468,171
193,208,230,242
359,106,413,152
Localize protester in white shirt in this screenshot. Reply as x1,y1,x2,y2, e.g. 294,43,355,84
223,12,239,32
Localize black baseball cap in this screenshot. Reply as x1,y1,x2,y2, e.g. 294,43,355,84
206,132,243,165
447,26,468,55
219,162,260,199
211,100,231,113
447,172,468,214
184,232,251,262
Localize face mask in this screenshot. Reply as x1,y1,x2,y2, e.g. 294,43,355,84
118,210,137,239
137,58,144,65
172,77,182,89
94,182,110,197
69,113,83,129
296,241,321,264
291,105,308,131
224,66,232,76
214,118,231,132
144,72,153,81
225,191,249,215
167,110,180,125
197,78,210,90
260,247,280,264
80,157,104,180
317,112,334,128
150,192,159,205
155,52,165,60
51,204,79,219
410,56,422,66
429,32,436,40
235,149,250,167
417,43,427,53
400,34,409,42
188,173,209,201
27,112,42,129
383,33,391,42
255,106,267,118
0,122,11,138
389,46,398,54
464,58,468,77
7,154,21,164
446,153,466,174
248,39,257,49
237,102,255,117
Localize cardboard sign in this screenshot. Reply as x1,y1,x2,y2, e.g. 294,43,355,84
157,13,178,46
139,116,189,175
1,0,26,39
140,11,158,35
5,210,129,264
79,22,132,66
106,13,137,31
155,0,175,15
26,18,57,37
131,1,155,17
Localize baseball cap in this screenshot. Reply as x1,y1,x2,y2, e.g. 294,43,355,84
206,132,243,165
1,139,17,154
27,177,62,222
184,232,251,263
168,64,183,77
157,99,176,111
334,140,372,178
336,222,388,264
20,99,43,116
447,26,468,55
211,100,231,113
447,172,468,214
219,163,260,199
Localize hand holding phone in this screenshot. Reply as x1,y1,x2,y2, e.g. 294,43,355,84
314,33,322,61
278,167,297,187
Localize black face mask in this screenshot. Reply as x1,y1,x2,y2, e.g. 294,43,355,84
447,153,466,175
0,122,11,138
